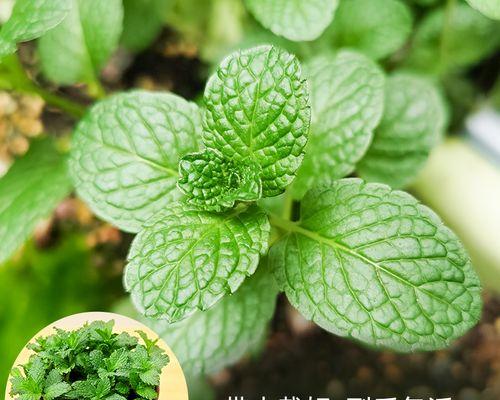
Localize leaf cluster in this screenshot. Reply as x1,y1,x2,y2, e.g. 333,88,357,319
65,42,482,363
0,234,119,387
10,321,169,400
0,0,493,384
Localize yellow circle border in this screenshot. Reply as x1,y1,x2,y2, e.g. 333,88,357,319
5,312,188,400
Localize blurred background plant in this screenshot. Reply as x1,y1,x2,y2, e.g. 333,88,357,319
0,91,43,175
0,0,499,399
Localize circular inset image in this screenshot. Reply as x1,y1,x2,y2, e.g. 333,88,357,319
5,312,188,400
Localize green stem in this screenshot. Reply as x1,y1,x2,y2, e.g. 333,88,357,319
266,211,299,248
269,212,369,261
0,54,86,119
281,190,293,220
87,78,106,99
269,212,298,235
30,85,87,119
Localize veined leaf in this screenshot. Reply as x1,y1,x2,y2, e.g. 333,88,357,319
0,138,72,264
45,382,71,400
271,179,482,351
38,0,123,85
0,0,70,57
178,149,262,212
144,265,278,376
203,45,310,197
124,203,270,321
244,0,339,41
69,91,202,233
292,51,385,199
358,73,447,188
327,0,413,60
465,0,500,20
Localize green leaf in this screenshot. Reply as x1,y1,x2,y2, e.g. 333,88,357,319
69,91,202,233
244,0,339,41
0,138,72,265
95,378,112,398
45,382,72,400
149,350,169,372
0,0,70,57
136,331,157,352
44,370,62,387
292,51,385,199
124,203,270,321
327,0,412,60
178,149,262,212
405,3,500,74
139,368,160,386
135,385,157,400
357,73,447,188
38,0,123,85
105,395,127,400
71,380,97,399
270,179,482,351
145,265,278,376
115,332,138,348
121,0,168,52
10,367,44,400
203,45,311,197
105,349,129,371
130,346,149,371
28,358,46,385
466,0,500,20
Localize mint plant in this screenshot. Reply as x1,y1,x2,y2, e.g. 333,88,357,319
10,320,169,400
1,0,496,386
66,44,481,364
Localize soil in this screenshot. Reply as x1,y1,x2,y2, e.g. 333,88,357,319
212,294,500,400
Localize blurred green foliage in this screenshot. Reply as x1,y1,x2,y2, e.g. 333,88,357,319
0,235,122,391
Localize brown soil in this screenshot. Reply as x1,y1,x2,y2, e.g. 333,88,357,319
212,294,500,400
